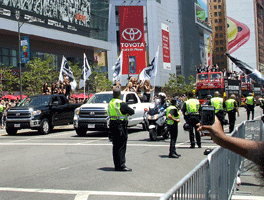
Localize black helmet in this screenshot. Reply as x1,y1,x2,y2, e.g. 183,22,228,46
183,123,190,131
171,98,177,106
204,148,213,155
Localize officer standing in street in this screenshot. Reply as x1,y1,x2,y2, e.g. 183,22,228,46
259,95,264,114
107,88,135,171
245,93,256,120
166,98,181,158
209,91,226,129
225,94,239,133
182,91,201,148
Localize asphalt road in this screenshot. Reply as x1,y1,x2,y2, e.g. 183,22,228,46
0,107,263,200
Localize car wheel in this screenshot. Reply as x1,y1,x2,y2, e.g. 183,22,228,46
39,119,50,135
76,128,87,137
149,129,157,141
6,128,17,135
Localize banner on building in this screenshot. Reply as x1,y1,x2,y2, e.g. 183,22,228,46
21,36,30,64
119,6,146,75
161,23,171,70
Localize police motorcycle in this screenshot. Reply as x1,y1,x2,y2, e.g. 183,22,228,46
144,93,169,141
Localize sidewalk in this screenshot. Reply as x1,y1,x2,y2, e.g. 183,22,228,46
232,160,264,199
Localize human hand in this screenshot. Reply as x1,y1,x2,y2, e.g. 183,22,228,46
197,116,225,144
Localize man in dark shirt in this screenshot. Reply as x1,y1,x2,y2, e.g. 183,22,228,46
107,88,134,171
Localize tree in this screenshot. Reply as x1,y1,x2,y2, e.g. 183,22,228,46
162,74,196,97
0,66,19,95
22,55,58,96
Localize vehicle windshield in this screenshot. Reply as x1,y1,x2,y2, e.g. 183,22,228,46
197,89,223,99
197,74,208,81
87,94,124,104
18,96,50,107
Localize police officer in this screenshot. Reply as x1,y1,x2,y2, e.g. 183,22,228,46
259,96,264,114
225,94,239,133
166,98,181,158
245,93,256,120
107,88,135,171
182,91,201,148
209,91,226,128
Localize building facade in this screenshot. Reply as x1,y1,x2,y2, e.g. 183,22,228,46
0,0,111,75
107,0,212,88
225,0,264,73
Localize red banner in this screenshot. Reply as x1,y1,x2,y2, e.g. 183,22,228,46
161,23,171,70
119,6,146,75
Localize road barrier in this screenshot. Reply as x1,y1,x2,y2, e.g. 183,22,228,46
160,119,263,200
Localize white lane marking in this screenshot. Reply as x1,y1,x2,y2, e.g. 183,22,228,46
0,187,164,198
74,193,90,200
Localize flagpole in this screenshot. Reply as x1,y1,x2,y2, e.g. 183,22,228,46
83,53,86,100
127,49,130,84
153,46,159,97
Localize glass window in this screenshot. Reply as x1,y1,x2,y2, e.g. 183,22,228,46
218,5,222,9
219,19,222,23
214,12,217,17
219,12,222,16
215,33,218,38
2,56,9,66
214,5,217,9
219,26,223,31
156,0,161,3
2,48,9,56
215,19,218,23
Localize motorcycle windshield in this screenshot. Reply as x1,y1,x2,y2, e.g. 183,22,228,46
148,104,160,115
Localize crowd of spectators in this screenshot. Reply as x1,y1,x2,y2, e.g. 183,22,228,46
113,76,154,102
195,64,249,81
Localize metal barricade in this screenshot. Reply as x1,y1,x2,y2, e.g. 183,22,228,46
160,120,263,200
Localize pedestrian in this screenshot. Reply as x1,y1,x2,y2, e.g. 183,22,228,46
166,98,181,158
0,101,3,128
64,79,71,100
209,91,226,128
107,88,135,171
182,91,201,148
225,94,239,133
245,92,256,120
42,82,51,95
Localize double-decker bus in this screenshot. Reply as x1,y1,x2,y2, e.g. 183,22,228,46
196,71,241,105
196,71,225,105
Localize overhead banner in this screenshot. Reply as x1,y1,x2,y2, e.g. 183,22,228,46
161,23,171,70
119,6,146,75
21,36,30,64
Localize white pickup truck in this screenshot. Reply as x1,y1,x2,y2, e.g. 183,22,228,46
73,91,153,136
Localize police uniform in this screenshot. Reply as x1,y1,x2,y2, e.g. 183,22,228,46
225,98,238,133
183,98,201,148
107,98,134,171
245,95,255,120
210,97,226,128
166,105,180,157
259,97,264,114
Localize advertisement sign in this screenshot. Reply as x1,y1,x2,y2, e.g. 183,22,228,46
0,0,91,36
119,6,145,75
226,0,256,70
161,23,171,70
21,36,30,64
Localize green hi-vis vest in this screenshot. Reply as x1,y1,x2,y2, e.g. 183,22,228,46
211,97,224,113
186,99,200,115
225,99,236,112
166,105,180,125
107,98,128,121
0,104,3,112
246,96,254,105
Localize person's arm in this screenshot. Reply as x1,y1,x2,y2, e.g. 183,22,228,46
197,116,261,163
168,109,180,123
120,102,135,116
234,101,239,117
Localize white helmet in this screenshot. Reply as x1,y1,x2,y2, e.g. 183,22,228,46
158,92,166,99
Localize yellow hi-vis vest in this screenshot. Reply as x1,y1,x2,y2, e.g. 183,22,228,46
211,97,224,113
107,98,128,121
246,96,254,105
186,99,200,115
0,104,3,112
166,105,180,125
225,99,236,112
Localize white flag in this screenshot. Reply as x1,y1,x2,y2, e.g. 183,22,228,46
59,56,77,91
139,48,159,81
79,53,92,89
112,51,123,82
